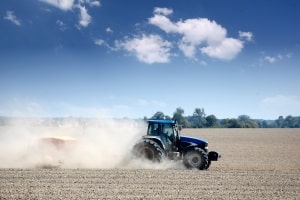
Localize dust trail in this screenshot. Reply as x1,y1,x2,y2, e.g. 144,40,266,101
0,118,183,169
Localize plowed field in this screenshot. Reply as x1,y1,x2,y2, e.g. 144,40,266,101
1,128,300,199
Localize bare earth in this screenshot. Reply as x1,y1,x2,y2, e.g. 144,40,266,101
1,128,300,199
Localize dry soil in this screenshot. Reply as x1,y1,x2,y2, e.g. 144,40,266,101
1,128,300,199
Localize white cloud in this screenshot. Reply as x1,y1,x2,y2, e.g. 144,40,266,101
176,18,227,45
89,0,101,7
94,39,105,46
239,31,253,42
41,0,75,10
4,11,22,26
148,13,177,33
153,7,173,16
78,4,91,27
264,56,277,63
116,34,172,64
149,7,245,61
260,95,300,118
200,37,243,60
41,0,100,28
263,53,292,64
106,27,113,33
178,41,197,58
94,38,116,51
80,0,101,7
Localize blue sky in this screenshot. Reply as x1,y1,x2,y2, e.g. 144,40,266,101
1,0,300,119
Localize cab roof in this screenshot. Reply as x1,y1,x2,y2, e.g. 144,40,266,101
147,119,176,124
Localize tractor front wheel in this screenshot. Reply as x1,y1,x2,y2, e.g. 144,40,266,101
183,147,209,170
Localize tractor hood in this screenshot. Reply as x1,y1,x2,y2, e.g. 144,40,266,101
179,136,208,147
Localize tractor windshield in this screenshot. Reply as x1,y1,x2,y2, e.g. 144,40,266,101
148,123,173,136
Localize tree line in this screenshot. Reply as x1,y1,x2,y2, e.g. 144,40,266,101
144,107,300,128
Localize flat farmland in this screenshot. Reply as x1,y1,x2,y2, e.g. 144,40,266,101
1,128,300,199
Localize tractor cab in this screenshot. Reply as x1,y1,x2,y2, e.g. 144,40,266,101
147,119,180,152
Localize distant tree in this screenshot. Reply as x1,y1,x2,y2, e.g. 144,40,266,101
221,118,229,128
275,115,300,128
191,108,206,128
148,108,300,128
173,107,189,127
283,115,300,128
294,117,300,128
151,111,165,120
261,120,269,128
238,115,250,122
238,115,259,128
194,108,206,117
276,116,284,128
222,118,240,128
206,115,219,128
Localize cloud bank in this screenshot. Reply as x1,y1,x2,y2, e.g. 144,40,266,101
115,7,252,64
149,7,246,61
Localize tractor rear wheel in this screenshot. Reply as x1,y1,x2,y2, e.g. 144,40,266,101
183,147,209,170
132,139,165,162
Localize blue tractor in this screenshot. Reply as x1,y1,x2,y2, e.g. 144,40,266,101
132,119,220,170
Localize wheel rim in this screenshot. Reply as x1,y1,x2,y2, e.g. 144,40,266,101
188,153,202,167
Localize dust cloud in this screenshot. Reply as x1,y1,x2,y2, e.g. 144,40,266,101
0,118,183,169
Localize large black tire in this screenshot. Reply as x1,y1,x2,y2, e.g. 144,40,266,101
183,147,209,170
205,160,211,170
132,139,165,162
